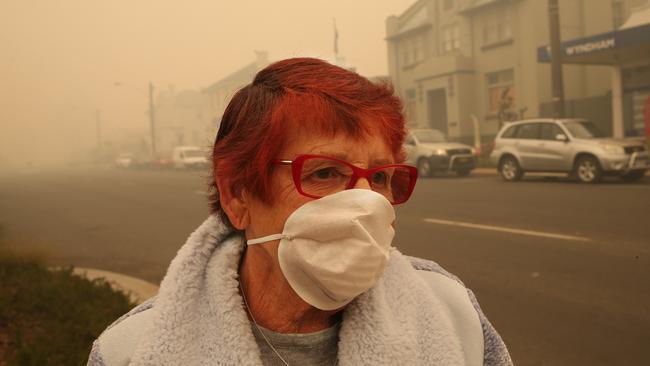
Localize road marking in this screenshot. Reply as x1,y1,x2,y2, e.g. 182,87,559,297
423,218,590,242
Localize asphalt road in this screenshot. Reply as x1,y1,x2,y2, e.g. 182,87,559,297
1,167,649,365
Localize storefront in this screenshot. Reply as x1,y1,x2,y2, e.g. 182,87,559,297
537,5,650,138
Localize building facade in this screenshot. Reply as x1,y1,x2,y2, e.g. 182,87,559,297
203,51,270,131
387,0,648,144
154,88,212,157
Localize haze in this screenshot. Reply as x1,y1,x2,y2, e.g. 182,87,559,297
0,0,413,169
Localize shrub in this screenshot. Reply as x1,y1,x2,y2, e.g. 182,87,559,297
0,249,135,365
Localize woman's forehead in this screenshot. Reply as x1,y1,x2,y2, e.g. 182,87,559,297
280,127,394,164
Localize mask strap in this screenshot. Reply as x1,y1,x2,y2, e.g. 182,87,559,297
247,233,288,245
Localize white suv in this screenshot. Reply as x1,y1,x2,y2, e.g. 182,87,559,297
490,118,648,183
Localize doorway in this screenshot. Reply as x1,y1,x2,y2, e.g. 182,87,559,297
427,89,448,134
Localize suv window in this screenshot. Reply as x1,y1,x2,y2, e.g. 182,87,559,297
539,123,565,140
515,123,540,139
500,124,518,138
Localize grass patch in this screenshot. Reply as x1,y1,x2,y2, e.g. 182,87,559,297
0,233,135,365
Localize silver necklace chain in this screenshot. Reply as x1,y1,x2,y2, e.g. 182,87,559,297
239,279,338,366
240,278,290,366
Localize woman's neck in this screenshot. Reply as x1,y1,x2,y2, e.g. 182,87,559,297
238,244,341,333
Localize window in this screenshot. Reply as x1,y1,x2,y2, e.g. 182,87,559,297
413,129,447,143
483,13,512,46
501,125,518,138
402,35,425,66
540,123,565,140
562,120,605,139
443,0,454,11
405,89,417,122
515,123,540,139
486,69,515,113
442,24,461,53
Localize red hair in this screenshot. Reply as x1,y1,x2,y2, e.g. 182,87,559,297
209,58,406,222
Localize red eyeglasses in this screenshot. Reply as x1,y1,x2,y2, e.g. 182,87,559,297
274,154,418,205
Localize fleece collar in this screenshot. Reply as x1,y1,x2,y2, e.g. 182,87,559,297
127,215,470,365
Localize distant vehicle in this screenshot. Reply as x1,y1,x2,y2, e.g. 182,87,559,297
114,153,134,169
147,156,173,170
171,146,209,170
490,118,648,183
404,129,476,177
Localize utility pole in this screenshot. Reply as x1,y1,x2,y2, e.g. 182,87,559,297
149,81,156,157
548,0,565,117
95,109,102,154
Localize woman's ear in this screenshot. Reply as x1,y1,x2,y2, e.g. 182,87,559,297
216,177,250,230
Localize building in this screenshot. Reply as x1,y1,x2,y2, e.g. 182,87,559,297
203,51,270,131
202,51,360,133
386,0,649,145
537,3,650,138
154,87,212,157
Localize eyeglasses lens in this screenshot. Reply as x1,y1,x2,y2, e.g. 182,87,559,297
299,157,413,204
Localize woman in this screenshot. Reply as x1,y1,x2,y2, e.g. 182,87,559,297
89,58,512,365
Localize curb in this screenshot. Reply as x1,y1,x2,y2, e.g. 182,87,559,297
72,268,159,304
473,167,498,175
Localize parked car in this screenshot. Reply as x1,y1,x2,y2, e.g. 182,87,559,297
171,146,209,170
114,153,134,169
147,157,173,170
490,118,648,183
404,129,476,177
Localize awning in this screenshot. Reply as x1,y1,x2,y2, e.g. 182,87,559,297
537,23,650,65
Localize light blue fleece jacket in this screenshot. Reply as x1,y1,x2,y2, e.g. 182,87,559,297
88,215,512,366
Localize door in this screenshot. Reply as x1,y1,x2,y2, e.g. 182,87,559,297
536,123,571,171
427,89,448,134
513,123,542,170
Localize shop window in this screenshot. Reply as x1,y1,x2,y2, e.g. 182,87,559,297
486,69,515,114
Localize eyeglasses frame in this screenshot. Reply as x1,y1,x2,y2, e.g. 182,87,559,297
274,154,418,205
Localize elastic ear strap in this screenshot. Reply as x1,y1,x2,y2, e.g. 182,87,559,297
247,233,287,245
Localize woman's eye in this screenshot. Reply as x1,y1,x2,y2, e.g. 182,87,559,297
313,168,338,179
371,171,388,185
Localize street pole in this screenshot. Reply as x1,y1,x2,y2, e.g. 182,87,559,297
149,82,156,157
95,109,102,155
548,0,565,118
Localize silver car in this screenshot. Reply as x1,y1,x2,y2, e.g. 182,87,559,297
490,118,648,183
404,129,476,177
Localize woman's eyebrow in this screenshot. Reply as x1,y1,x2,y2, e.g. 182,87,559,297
315,151,348,160
372,159,393,166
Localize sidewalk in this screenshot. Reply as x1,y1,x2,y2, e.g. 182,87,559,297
73,268,159,304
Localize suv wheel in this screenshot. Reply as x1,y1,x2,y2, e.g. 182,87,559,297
499,156,523,182
621,169,646,182
575,156,602,183
456,169,471,177
417,158,433,178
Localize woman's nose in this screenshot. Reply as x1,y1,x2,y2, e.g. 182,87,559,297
353,178,372,190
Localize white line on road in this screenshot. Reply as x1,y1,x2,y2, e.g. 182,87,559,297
423,218,590,242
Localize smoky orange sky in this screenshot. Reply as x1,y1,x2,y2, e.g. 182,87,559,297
0,0,414,168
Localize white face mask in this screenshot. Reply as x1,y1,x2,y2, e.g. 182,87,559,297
246,189,396,311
